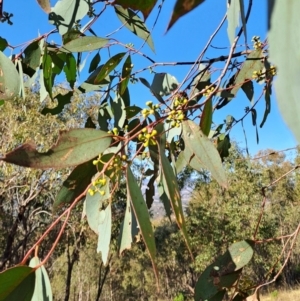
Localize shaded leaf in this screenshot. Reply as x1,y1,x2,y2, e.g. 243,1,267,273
53,159,97,212
182,120,227,188
63,53,77,88
97,204,112,265
115,7,155,52
89,52,101,73
167,0,205,31
0,266,35,301
61,36,108,53
200,98,212,136
119,55,133,95
126,166,158,280
94,52,126,84
36,0,51,13
23,40,41,71
216,134,231,161
49,51,66,75
1,129,112,169
42,91,73,115
151,73,178,97
159,146,192,257
42,51,53,99
124,105,142,119
227,0,241,45
111,93,126,130
114,0,157,20
146,174,156,209
139,77,165,104
0,51,21,100
29,257,53,301
158,182,172,220
49,0,89,35
260,83,271,128
269,1,300,142
241,80,254,102
0,37,8,51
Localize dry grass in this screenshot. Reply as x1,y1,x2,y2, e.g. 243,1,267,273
261,288,300,301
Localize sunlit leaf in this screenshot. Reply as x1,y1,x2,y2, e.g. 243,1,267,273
182,120,227,188
29,257,53,301
61,36,109,53
200,98,212,136
94,52,126,84
114,0,157,20
63,53,76,89
151,73,178,97
1,129,112,169
0,51,21,100
49,52,66,75
167,0,205,31
53,159,97,212
115,7,155,52
119,55,133,95
49,0,89,35
126,166,158,281
269,0,300,143
97,204,112,265
0,266,35,301
227,0,241,45
36,0,51,13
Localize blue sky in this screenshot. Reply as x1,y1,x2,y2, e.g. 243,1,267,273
1,0,297,155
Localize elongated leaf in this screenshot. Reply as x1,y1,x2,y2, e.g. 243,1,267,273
42,91,73,115
126,166,158,280
227,0,241,45
241,80,254,102
23,40,42,71
89,52,101,73
1,129,111,169
53,159,97,212
182,120,227,188
86,179,110,234
63,53,76,88
139,77,165,104
167,0,205,31
269,1,300,142
114,0,157,20
151,73,178,97
94,52,126,84
42,50,53,99
260,83,271,128
159,147,192,256
49,0,89,35
239,0,247,42
0,52,21,100
36,0,51,13
61,36,109,53
115,7,155,52
111,93,126,129
29,257,53,301
97,204,112,265
0,266,35,301
200,98,212,136
119,55,133,95
49,52,66,75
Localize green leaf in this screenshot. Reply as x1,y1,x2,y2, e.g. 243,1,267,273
97,204,112,265
115,7,155,52
195,240,254,300
94,52,126,84
124,105,142,119
0,266,35,301
63,53,77,89
216,133,231,161
126,166,158,280
0,52,21,100
114,0,157,20
139,77,165,104
158,183,172,220
269,0,300,143
167,0,205,31
49,0,89,35
159,146,192,256
49,52,66,75
36,0,51,13
1,129,112,169
200,98,212,136
227,0,241,45
151,73,178,97
61,36,109,53
62,29,82,44
260,83,271,128
241,80,254,102
29,257,53,301
182,120,227,188
145,174,156,209
0,100,4,106
86,179,111,234
42,91,73,115
42,51,53,100
53,159,97,212
89,52,101,73
111,94,126,130
119,55,133,95
239,0,247,43
0,37,8,51
23,40,41,71
165,122,182,143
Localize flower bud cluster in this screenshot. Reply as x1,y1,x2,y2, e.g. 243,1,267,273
173,96,188,108
142,101,160,118
166,109,185,128
203,86,214,97
88,177,107,196
138,128,157,147
252,70,263,82
252,36,262,50
107,127,119,135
